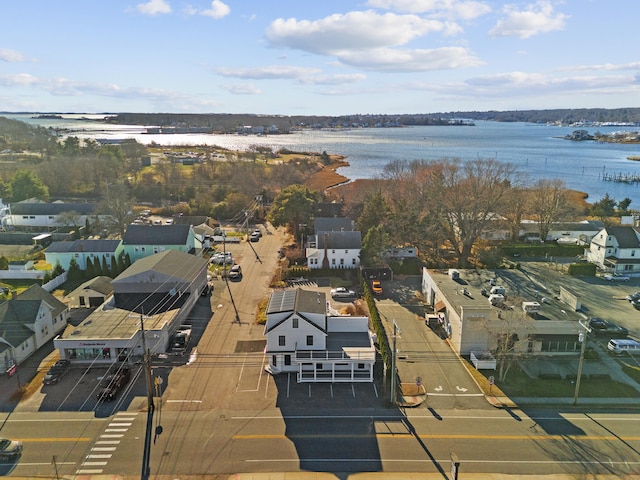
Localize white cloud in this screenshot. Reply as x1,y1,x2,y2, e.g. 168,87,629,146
185,0,230,19
266,10,449,55
557,62,640,72
216,65,366,85
489,1,568,39
366,0,491,20
265,10,478,73
0,73,39,86
0,48,27,62
217,65,320,80
339,46,483,72
220,83,261,95
136,0,172,15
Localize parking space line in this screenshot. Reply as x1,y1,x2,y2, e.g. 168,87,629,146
330,384,334,398
86,454,112,459
108,422,132,427
96,440,121,445
373,383,379,398
352,384,356,398
76,469,103,474
91,447,117,452
309,384,312,397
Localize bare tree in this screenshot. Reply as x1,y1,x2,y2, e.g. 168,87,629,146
528,179,571,242
433,159,518,267
100,182,134,235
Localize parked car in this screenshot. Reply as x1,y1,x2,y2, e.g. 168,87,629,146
588,317,629,338
228,264,242,280
0,438,23,462
96,367,131,402
626,291,640,308
604,273,630,282
250,232,260,242
43,359,71,385
210,252,233,265
330,286,356,299
252,228,262,238
371,280,383,295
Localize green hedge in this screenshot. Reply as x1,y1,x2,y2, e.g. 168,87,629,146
360,272,391,379
567,262,597,276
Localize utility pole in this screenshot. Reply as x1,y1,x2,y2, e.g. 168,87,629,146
139,313,155,480
391,320,400,404
573,320,592,406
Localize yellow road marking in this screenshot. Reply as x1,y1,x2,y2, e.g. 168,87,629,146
233,434,640,441
16,438,92,442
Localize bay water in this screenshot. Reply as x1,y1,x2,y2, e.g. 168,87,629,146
5,113,640,202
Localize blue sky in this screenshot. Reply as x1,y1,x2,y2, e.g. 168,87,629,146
1,0,638,115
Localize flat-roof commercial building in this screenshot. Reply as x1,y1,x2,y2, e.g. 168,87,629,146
421,267,585,357
54,250,208,364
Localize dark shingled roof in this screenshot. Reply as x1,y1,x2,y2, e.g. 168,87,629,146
313,217,354,233
10,201,97,215
606,226,640,249
76,276,113,296
122,224,191,245
315,231,362,249
47,239,121,253
0,285,67,348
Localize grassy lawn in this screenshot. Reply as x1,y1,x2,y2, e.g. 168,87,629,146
483,364,640,398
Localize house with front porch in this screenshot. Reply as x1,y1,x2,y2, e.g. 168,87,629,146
0,285,69,373
264,289,375,382
585,226,640,276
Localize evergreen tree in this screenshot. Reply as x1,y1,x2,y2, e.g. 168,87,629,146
68,258,82,281
101,255,109,275
110,256,119,278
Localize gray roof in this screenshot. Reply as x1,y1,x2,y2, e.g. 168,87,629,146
122,224,191,245
10,201,97,215
113,249,206,284
16,284,67,317
72,276,113,296
314,217,354,233
315,231,362,249
520,221,604,234
606,226,640,249
0,285,67,348
47,239,121,254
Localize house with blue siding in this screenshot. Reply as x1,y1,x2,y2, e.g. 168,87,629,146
121,224,198,262
45,239,123,271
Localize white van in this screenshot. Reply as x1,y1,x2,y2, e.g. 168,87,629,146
607,339,640,355
490,286,506,295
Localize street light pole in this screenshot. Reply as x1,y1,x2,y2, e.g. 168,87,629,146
391,320,400,404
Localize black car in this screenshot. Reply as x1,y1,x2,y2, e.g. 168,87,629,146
96,367,131,401
588,317,629,338
43,359,71,385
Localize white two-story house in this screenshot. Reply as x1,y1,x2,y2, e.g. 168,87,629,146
585,226,640,276
264,289,375,383
306,231,361,270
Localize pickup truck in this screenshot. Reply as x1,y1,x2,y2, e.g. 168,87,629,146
171,325,193,353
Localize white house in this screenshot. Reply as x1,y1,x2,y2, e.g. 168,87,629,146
585,226,640,275
306,231,361,270
0,285,69,372
6,198,101,230
264,289,375,382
